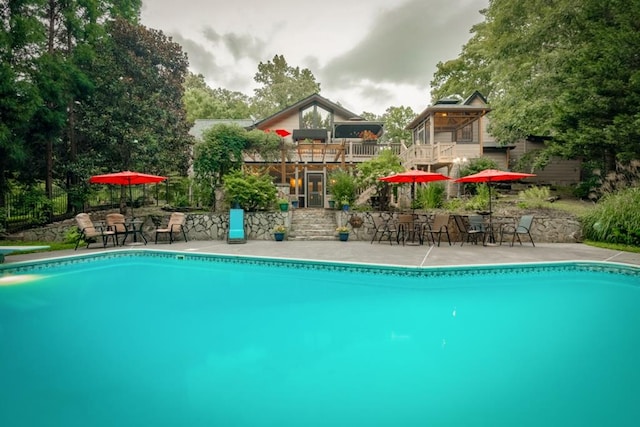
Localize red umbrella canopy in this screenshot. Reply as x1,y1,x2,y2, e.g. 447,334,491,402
274,129,291,137
264,129,291,137
379,170,451,184
454,169,536,183
89,170,167,185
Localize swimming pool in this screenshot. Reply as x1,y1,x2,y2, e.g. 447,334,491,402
1,251,639,426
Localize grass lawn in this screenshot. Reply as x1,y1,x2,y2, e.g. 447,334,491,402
1,241,76,253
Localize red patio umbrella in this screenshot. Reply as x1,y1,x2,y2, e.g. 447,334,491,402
379,170,451,209
455,169,536,236
89,171,167,218
379,170,451,184
274,129,291,137
264,129,291,137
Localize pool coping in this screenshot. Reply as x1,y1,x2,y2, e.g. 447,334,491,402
2,248,638,281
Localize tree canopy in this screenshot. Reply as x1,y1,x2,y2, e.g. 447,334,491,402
183,73,251,121
431,0,640,173
379,106,416,145
1,1,194,211
250,54,320,119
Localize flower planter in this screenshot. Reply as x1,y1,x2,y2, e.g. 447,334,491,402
339,232,349,242
349,215,364,228
274,232,285,241
328,200,335,209
279,203,289,212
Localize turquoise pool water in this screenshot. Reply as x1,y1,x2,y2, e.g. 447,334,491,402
1,252,639,426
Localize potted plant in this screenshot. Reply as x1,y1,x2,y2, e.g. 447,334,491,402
348,214,364,228
336,226,350,242
328,169,356,212
273,224,287,241
358,129,379,142
277,198,289,212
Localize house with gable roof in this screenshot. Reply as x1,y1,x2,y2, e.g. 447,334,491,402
190,92,579,209
405,91,580,186
193,93,392,208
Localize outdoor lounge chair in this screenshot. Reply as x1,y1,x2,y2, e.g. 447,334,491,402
74,213,117,250
227,208,246,244
105,213,128,245
154,212,187,244
500,215,535,246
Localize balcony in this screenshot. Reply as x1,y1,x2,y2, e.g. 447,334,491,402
243,140,455,168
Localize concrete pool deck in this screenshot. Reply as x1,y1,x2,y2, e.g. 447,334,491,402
4,240,639,268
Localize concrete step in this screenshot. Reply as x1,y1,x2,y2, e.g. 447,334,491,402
289,208,338,240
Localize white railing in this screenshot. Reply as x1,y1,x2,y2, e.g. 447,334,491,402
243,141,453,165
401,143,456,168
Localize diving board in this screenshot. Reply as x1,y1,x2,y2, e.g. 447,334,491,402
0,246,50,263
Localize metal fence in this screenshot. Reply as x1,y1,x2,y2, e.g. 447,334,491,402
2,183,171,234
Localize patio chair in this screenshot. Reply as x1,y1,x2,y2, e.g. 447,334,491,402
500,215,535,246
105,213,128,245
423,213,451,246
468,215,487,245
369,214,396,244
453,214,484,246
227,208,246,244
74,213,117,250
154,212,187,244
396,214,419,245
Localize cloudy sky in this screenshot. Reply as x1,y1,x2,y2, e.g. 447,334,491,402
140,0,489,116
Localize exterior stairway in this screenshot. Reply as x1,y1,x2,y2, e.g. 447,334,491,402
288,208,338,241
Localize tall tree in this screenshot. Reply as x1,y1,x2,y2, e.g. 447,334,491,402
251,54,320,119
380,106,416,145
430,0,640,174
0,0,44,205
78,17,193,177
430,21,494,102
183,73,250,121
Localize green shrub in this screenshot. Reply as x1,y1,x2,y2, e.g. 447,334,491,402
415,182,446,209
443,198,464,212
64,227,82,245
581,187,640,245
328,169,356,208
222,170,277,212
0,207,6,234
464,183,490,211
517,186,551,209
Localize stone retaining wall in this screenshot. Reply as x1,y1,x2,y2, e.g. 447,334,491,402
11,210,581,244
341,212,582,244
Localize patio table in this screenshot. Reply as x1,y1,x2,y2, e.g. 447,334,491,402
483,216,516,246
123,220,147,245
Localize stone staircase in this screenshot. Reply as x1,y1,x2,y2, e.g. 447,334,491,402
288,208,338,241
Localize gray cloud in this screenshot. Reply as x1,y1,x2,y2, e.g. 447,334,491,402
202,26,268,62
168,32,255,91
141,0,488,114
320,0,484,90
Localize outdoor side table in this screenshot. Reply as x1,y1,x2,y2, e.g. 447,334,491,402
123,220,147,245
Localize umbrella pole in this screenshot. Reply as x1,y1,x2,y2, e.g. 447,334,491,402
488,183,494,243
129,183,134,219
